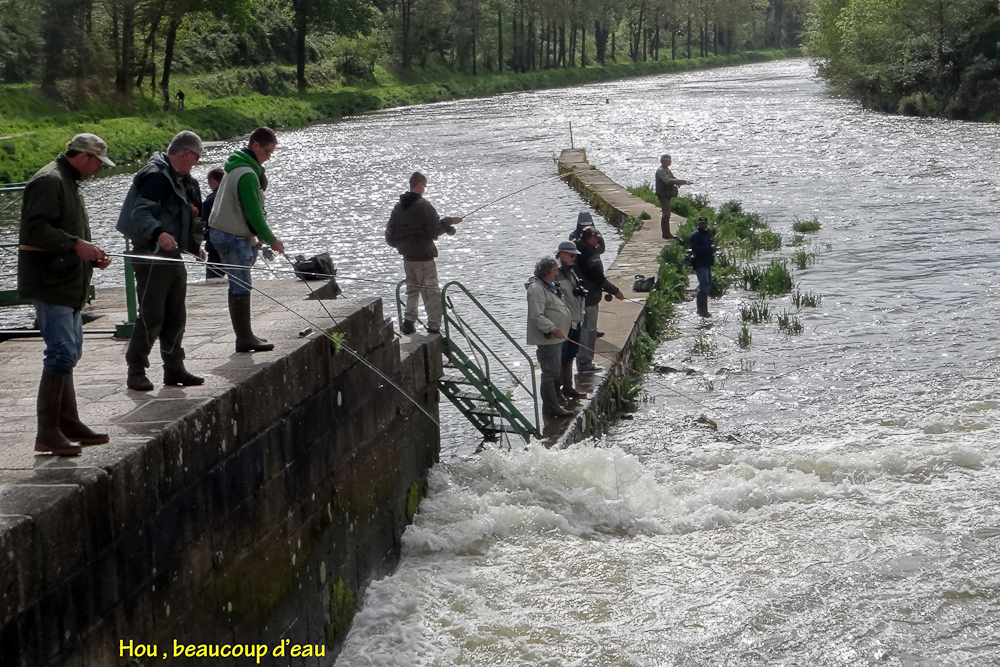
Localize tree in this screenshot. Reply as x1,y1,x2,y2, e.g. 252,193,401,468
291,0,377,89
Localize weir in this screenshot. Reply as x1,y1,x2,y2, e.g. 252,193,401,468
0,281,441,666
554,148,684,446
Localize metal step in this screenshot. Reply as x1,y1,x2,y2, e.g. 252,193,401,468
441,373,474,385
483,423,521,435
453,389,489,402
468,407,502,417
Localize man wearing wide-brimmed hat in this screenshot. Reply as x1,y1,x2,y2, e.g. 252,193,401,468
18,133,115,456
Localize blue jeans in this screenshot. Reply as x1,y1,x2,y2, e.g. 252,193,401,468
696,267,712,296
210,229,259,295
34,301,83,375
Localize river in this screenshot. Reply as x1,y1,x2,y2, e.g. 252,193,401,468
4,58,1000,664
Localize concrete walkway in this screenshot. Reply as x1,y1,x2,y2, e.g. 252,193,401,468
551,148,684,446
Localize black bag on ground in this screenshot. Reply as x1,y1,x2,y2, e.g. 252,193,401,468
632,274,656,292
293,253,337,281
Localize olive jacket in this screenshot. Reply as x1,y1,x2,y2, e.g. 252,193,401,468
525,276,572,346
17,155,95,308
385,192,455,262
655,165,682,198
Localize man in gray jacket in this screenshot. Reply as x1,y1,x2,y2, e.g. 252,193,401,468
385,172,462,334
655,154,692,239
526,256,574,418
116,131,205,391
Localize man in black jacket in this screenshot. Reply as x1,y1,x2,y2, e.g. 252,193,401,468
574,226,623,373
690,216,716,317
385,172,462,334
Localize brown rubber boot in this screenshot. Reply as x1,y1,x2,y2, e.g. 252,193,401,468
229,293,274,352
559,363,587,399
59,373,109,446
34,371,81,456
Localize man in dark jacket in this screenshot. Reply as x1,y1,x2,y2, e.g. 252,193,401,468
116,130,205,391
556,241,586,398
690,216,716,317
202,167,225,282
574,226,624,373
18,133,114,456
655,154,692,240
385,172,462,334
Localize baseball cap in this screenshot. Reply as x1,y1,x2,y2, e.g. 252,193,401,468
66,134,116,167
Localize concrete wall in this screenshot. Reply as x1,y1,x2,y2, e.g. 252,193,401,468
0,298,442,666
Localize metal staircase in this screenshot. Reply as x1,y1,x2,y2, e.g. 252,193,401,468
396,280,539,442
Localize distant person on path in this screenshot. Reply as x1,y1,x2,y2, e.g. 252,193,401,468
202,167,226,282
208,127,284,352
176,90,185,110
116,130,206,391
385,171,462,335
574,226,624,374
655,154,692,240
525,256,574,418
690,216,716,317
18,133,114,456
555,241,587,399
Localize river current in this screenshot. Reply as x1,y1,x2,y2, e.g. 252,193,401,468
3,59,1000,664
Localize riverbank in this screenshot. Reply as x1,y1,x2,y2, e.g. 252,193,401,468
0,50,799,183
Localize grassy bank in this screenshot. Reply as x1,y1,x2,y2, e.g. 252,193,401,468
0,49,799,183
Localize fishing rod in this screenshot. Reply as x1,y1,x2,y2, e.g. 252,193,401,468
141,248,441,427
459,169,577,220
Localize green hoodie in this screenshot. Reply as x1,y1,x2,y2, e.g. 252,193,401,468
219,149,276,244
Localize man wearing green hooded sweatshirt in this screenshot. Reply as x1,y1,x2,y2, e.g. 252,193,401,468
208,127,285,352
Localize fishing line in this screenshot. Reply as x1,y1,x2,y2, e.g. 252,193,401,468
459,170,577,220
152,248,441,427
0,192,24,217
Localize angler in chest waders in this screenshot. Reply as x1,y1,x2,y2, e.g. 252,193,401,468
116,131,206,391
18,134,114,455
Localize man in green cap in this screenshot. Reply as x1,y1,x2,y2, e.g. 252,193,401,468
18,133,114,456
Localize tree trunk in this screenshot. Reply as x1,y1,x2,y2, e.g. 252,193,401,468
472,23,477,75
581,25,586,66
527,17,534,70
160,16,180,94
402,0,413,70
569,23,576,67
136,16,161,91
115,0,135,93
686,17,691,59
594,21,607,65
498,8,503,72
295,0,307,90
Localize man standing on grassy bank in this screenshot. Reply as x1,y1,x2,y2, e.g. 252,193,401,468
208,127,285,353
690,216,716,317
117,130,206,391
18,133,114,456
385,171,462,335
655,154,692,240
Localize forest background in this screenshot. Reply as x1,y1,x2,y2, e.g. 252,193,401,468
3,0,1000,181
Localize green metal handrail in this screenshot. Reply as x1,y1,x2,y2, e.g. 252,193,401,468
441,280,540,431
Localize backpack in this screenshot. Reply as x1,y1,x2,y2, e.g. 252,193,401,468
632,274,656,292
293,253,337,281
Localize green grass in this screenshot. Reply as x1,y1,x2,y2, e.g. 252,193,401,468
792,217,822,233
1,49,798,183
777,309,804,334
791,289,822,308
740,298,772,324
791,249,816,270
689,334,718,357
737,324,752,348
758,260,794,296
791,234,805,246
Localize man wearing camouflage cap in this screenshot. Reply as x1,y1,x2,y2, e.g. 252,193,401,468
18,133,114,456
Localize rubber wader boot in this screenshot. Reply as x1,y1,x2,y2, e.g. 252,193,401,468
60,373,109,445
541,379,574,418
559,363,587,399
34,371,81,456
127,365,154,392
697,293,711,318
229,293,274,352
163,365,204,387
